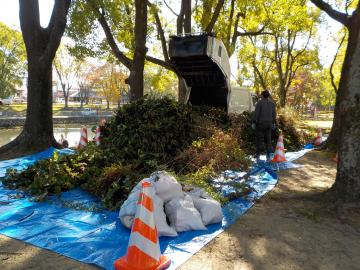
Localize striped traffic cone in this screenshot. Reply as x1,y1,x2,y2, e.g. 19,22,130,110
95,126,101,146
78,127,88,149
271,132,287,163
114,181,171,270
314,129,322,146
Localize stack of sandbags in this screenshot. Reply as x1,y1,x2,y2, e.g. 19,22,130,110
187,188,223,226
118,171,223,237
119,176,178,237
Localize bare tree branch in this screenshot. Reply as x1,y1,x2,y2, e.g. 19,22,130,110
163,0,179,16
310,0,349,26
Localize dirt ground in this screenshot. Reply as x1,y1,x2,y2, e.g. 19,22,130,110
1,150,359,270
179,151,360,270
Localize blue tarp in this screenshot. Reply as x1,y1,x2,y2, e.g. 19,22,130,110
0,146,312,270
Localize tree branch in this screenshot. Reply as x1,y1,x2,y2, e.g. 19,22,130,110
163,0,179,16
88,0,132,69
145,55,175,72
235,26,272,37
226,0,235,47
43,0,71,63
330,32,346,92
310,0,349,26
204,0,225,33
148,1,169,62
177,1,185,35
19,0,41,47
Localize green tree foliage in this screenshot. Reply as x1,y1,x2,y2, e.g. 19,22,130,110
0,23,26,98
144,63,177,97
67,0,134,59
234,0,321,107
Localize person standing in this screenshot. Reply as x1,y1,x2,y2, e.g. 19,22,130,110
59,134,69,148
251,90,276,161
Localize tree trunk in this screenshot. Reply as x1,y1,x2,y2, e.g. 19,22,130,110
0,0,70,160
183,0,191,34
64,95,69,108
321,98,340,150
178,77,188,103
279,83,287,108
0,47,58,159
127,0,147,101
331,14,360,202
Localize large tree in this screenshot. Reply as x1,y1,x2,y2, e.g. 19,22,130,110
311,0,360,202
0,0,71,160
0,22,26,98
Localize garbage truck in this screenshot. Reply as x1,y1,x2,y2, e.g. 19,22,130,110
168,33,256,113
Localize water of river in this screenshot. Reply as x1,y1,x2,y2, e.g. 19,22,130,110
0,124,96,148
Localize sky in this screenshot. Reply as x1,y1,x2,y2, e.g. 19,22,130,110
0,0,343,78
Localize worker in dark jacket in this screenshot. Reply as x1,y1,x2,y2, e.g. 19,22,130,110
251,90,276,161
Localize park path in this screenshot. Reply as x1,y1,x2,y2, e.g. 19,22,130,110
179,151,360,270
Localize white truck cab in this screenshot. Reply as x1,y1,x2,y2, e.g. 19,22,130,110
227,86,258,114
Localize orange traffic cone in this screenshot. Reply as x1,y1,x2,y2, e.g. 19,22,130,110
95,126,101,146
314,129,322,146
272,132,287,163
78,126,88,149
114,181,171,270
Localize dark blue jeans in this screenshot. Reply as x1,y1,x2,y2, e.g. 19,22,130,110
255,123,272,157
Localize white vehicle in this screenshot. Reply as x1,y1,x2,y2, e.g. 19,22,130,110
227,87,257,114
80,108,96,116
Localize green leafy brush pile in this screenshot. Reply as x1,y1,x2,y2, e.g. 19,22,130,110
3,97,309,209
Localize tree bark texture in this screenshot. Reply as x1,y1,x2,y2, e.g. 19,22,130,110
129,0,147,101
331,12,360,202
178,77,188,103
0,0,71,159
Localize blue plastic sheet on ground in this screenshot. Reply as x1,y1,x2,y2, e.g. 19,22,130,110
0,146,309,270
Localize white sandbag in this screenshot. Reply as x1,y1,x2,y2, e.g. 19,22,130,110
154,195,178,237
165,195,207,232
186,187,212,199
119,178,177,237
120,215,134,229
151,171,184,202
118,180,144,221
186,188,223,225
190,195,223,225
